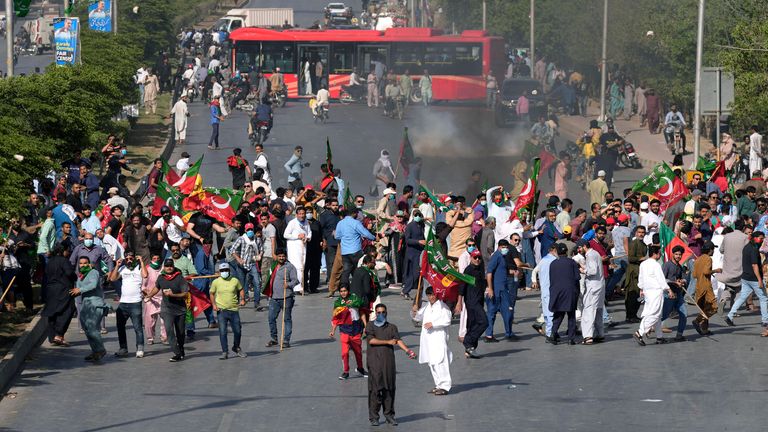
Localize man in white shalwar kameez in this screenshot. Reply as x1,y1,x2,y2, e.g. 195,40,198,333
412,287,453,395
284,207,312,294
170,95,189,145
749,125,763,175
578,239,605,343
633,246,669,346
456,241,474,342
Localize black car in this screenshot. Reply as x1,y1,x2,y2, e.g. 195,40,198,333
494,79,545,127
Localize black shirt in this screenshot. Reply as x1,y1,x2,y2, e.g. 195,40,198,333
505,247,522,272
106,218,122,236
158,271,189,315
742,243,762,281
460,263,487,307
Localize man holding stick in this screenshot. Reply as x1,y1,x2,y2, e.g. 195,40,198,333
265,249,299,349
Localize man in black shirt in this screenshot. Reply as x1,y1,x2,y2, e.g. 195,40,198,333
505,233,527,339
319,198,341,285
457,249,488,358
724,231,768,335
661,245,688,341
147,259,190,362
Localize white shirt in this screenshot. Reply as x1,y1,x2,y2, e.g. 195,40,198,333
100,233,124,261
208,58,221,71
176,157,190,173
119,265,144,303
640,211,662,244
349,72,361,86
458,250,472,272
212,81,223,98
412,299,453,366
182,68,195,81
284,218,312,242
638,258,666,291
153,216,185,244
253,153,271,184
136,68,147,84
316,88,330,105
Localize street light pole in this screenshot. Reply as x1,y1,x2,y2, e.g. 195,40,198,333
482,0,486,31
5,0,13,77
529,0,534,78
599,0,608,121
692,0,705,166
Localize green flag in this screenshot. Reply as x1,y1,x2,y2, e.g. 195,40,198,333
696,156,716,174
419,185,448,212
424,228,475,285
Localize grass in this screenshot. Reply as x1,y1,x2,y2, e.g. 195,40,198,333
122,92,173,191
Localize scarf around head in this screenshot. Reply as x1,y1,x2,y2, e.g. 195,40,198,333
378,150,395,177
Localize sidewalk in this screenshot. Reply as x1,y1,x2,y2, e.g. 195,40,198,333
558,101,716,170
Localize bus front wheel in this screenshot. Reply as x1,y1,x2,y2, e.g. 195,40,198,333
410,88,422,104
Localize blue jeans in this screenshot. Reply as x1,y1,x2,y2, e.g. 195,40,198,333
245,266,262,306
506,277,519,331
218,310,242,352
661,288,687,335
606,259,627,297
729,279,768,324
269,296,294,343
116,302,144,350
485,288,513,338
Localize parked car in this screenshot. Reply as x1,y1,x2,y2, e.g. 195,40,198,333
324,3,353,19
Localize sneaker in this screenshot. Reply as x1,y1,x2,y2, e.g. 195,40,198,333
136,350,144,358
219,352,229,360
724,316,735,326
356,368,368,377
207,145,214,150
100,328,109,335
114,349,129,357
339,372,349,380
234,348,247,358
265,340,278,347
169,355,183,362
147,339,154,345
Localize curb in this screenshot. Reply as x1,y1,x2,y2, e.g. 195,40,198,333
0,313,47,393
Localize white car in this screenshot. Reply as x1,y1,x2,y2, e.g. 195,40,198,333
324,3,352,18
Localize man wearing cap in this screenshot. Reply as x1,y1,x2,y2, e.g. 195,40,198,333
578,239,605,344
376,187,398,220
106,187,130,214
548,243,581,345
152,206,186,247
458,248,488,357
210,263,247,359
560,226,576,254
229,222,264,308
484,239,513,342
588,171,609,208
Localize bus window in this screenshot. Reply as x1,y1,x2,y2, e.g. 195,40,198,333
298,44,329,95
453,44,482,75
261,42,295,73
391,43,422,74
358,45,389,74
331,43,354,74
423,43,482,75
235,42,259,73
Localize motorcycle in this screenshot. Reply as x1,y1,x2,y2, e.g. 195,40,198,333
269,88,287,108
228,86,256,111
665,123,685,156
310,98,329,123
733,153,751,185
339,84,367,104
618,140,642,169
386,96,405,120
250,120,270,146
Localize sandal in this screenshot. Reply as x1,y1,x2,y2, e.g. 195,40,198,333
581,338,594,345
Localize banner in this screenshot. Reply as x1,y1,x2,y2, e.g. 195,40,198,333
54,17,79,65
88,0,113,32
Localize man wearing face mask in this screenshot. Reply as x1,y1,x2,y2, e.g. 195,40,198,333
147,259,190,362
284,207,312,294
229,223,264,308
71,256,109,362
484,239,513,342
108,251,147,358
70,232,112,334
210,263,247,360
457,248,488,358
401,210,426,300
304,206,323,294
264,249,299,349
411,286,453,396
365,303,416,426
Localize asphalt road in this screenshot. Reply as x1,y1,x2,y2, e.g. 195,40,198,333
1,98,765,432
0,9,54,76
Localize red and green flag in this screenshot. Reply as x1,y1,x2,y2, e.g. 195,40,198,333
419,185,449,212
538,148,556,172
659,222,695,262
696,156,717,175
511,158,541,221
398,127,415,178
331,293,365,326
630,162,687,211
161,159,181,185
152,180,191,219
183,187,244,225
321,137,335,191
420,227,475,303
173,155,204,195
185,284,212,324
708,160,728,193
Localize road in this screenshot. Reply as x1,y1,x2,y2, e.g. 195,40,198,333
1,99,763,432
0,7,54,76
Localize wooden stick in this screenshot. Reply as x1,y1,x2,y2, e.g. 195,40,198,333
0,276,17,305
280,266,287,352
414,271,423,307
188,274,220,280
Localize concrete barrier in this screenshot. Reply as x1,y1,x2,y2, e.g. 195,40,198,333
0,314,47,393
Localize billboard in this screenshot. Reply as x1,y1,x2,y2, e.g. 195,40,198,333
88,0,112,32
53,17,79,65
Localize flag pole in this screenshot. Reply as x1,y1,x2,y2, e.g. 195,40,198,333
0,276,17,305
280,267,287,351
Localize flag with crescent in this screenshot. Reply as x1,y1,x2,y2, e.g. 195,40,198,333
173,155,204,195
182,187,244,225
630,162,687,211
420,227,475,303
510,158,541,221
659,222,695,263
161,159,181,185
152,180,192,219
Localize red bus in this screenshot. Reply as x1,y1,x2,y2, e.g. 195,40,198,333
227,27,506,101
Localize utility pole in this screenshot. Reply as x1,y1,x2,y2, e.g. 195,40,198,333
5,0,13,77
114,0,118,33
410,0,415,28
599,0,608,121
482,0,486,31
692,0,705,165
64,0,70,17
529,0,534,78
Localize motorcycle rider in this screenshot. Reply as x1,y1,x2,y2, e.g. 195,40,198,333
346,67,364,100
596,124,624,187
181,64,196,99
255,71,271,102
384,79,401,117
531,115,555,151
664,104,687,153
313,84,330,117
250,98,274,141
269,67,285,97
230,73,251,110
